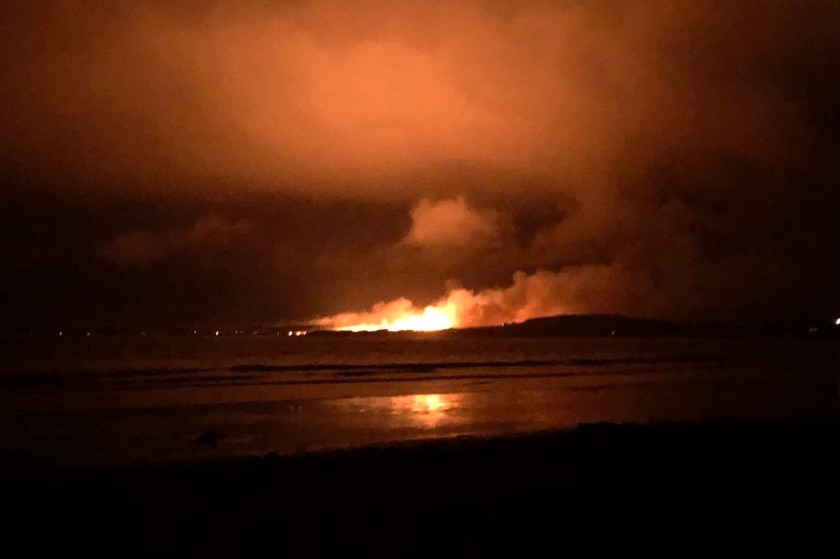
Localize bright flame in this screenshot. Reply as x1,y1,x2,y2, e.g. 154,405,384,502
384,306,454,332
313,269,580,332
319,298,458,332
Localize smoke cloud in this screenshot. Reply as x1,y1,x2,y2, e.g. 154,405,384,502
1,1,839,328
101,216,252,266
403,196,498,248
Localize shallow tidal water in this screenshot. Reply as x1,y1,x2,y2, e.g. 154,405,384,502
1,334,837,473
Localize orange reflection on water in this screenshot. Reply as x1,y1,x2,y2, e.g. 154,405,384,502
388,393,462,429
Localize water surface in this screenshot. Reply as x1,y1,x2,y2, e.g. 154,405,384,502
1,334,837,473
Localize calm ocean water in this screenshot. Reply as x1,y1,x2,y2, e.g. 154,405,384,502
1,334,838,473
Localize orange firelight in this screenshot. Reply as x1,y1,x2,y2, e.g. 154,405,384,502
321,301,457,332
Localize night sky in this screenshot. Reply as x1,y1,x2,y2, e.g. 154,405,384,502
2,1,839,330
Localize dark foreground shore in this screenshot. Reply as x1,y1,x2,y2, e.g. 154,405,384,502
4,416,839,556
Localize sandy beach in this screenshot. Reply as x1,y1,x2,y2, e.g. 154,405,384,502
4,416,839,556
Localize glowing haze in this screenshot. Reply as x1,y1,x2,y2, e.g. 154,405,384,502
1,1,839,330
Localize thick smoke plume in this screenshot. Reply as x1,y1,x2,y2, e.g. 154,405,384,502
2,1,839,328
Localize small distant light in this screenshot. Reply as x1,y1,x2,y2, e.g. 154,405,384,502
86,332,91,337
835,318,840,326
58,331,63,336
288,331,293,336
193,330,197,335
215,330,220,336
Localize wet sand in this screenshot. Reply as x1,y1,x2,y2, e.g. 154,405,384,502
4,416,839,556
